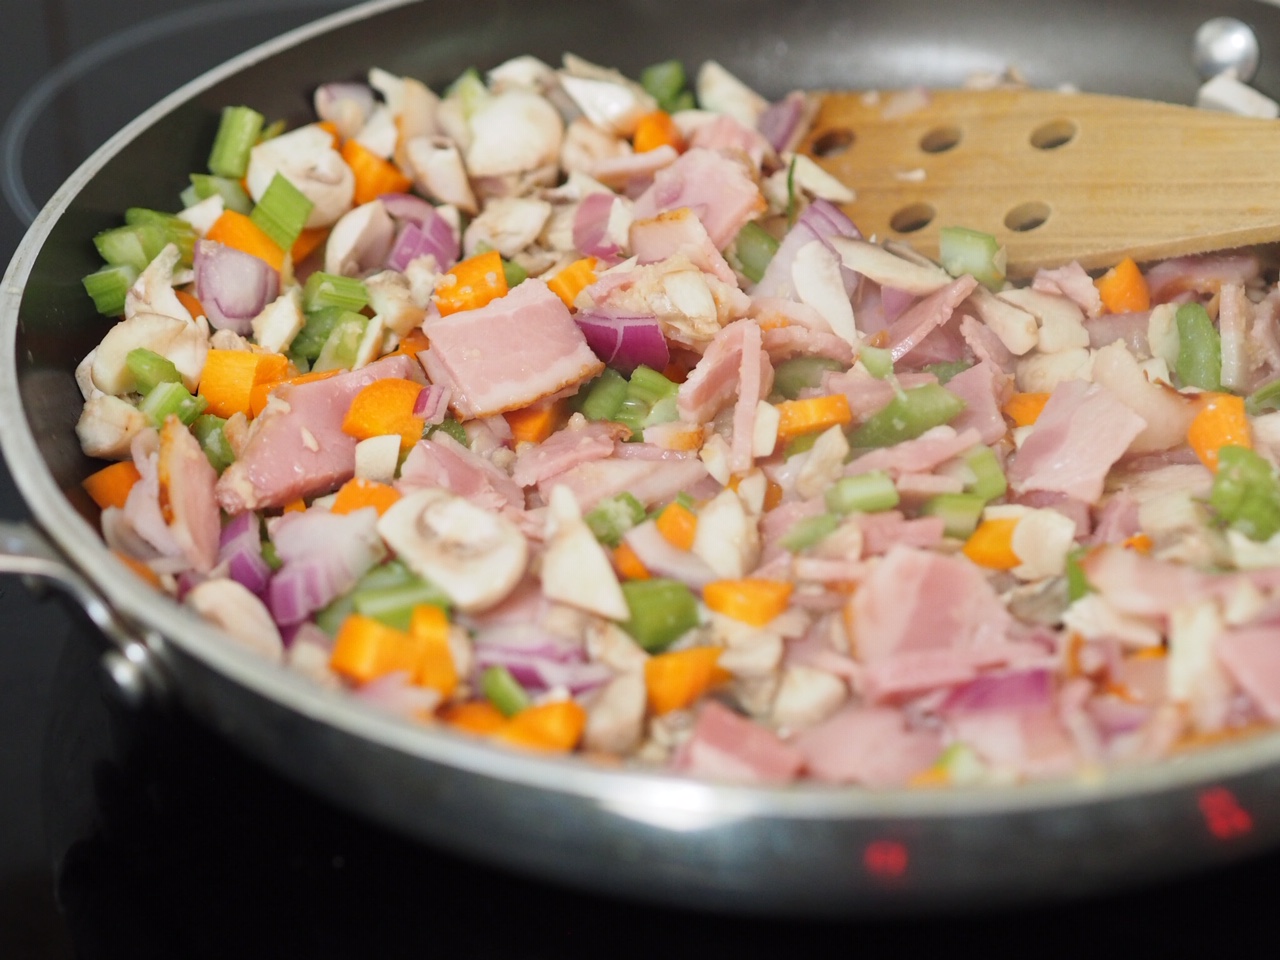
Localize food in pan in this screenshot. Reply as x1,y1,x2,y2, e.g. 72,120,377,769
72,53,1280,787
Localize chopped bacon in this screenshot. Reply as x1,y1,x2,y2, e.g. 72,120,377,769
674,700,804,784
630,208,737,284
399,433,524,511
856,512,947,556
847,426,981,477
676,318,773,429
945,360,1009,444
536,454,709,512
794,706,942,785
1032,261,1102,318
1145,251,1262,303
632,147,765,249
510,419,622,488
885,275,978,362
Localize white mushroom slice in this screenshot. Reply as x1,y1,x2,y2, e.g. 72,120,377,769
209,329,251,351
377,489,529,612
691,487,760,579
827,237,953,296
352,314,385,370
403,255,441,308
364,270,426,337
1147,302,1180,370
368,67,406,114
584,672,646,755
124,244,192,324
795,425,851,500
462,197,553,259
1014,347,1093,393
92,311,209,395
353,104,398,158
434,97,471,152
75,395,147,460
540,485,630,621
560,117,630,176
981,504,1075,581
791,239,858,346
488,55,557,92
186,579,284,662
314,81,376,139
76,350,102,401
1061,593,1162,649
324,199,395,277
177,194,225,237
770,664,847,730
695,60,769,127
251,287,305,355
558,74,656,137
998,288,1089,353
1091,340,1193,455
465,89,564,178
1197,72,1280,118
964,285,1039,356
245,124,355,228
393,77,441,169
405,136,478,214
586,621,650,674
715,631,784,678
355,434,402,485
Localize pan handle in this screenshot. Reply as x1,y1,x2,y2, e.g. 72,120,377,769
0,519,170,706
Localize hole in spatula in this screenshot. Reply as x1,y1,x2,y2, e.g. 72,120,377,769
811,127,855,157
919,125,962,153
890,203,936,233
1030,118,1078,150
1004,200,1052,232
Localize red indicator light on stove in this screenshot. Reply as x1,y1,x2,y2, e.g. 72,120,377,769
863,839,909,879
1198,786,1254,841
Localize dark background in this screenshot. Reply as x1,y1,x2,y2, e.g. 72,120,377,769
5,1,1280,956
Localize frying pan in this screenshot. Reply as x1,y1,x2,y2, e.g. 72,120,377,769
4,0,1280,916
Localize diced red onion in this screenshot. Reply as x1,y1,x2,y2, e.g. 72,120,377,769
194,239,278,334
353,670,443,717
573,192,624,263
411,382,452,424
622,521,718,589
942,669,1054,714
472,629,613,695
218,510,270,596
576,311,669,376
879,285,917,323
472,624,583,660
378,192,437,226
752,198,860,299
313,82,376,138
757,91,810,154
266,509,384,626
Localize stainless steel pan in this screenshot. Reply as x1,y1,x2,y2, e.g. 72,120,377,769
5,0,1280,915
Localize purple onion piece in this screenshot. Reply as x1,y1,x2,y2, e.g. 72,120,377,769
411,383,451,423
942,669,1054,714
313,82,376,137
573,192,622,262
757,91,809,154
218,512,270,596
576,312,669,376
384,207,459,271
378,191,437,226
194,239,278,334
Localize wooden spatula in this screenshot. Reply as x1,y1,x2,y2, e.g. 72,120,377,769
800,87,1280,278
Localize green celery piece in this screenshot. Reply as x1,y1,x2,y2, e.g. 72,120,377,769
1174,302,1223,392
353,578,452,631
481,665,532,717
93,222,168,272
825,471,899,515
313,313,369,372
139,381,207,427
780,513,841,552
1246,378,1280,416
643,394,679,428
290,306,348,362
207,105,265,178
82,263,138,316
189,174,253,215
850,383,966,449
179,185,200,209
639,59,688,112
938,225,1006,291
192,414,235,473
1064,547,1092,602
447,67,490,118
426,418,469,446
964,445,1008,502
772,356,845,400
260,540,282,571
627,365,678,405
1210,444,1280,541
925,359,972,385
937,742,986,785
124,208,197,266
620,578,700,652
258,118,287,142
783,432,820,458
729,221,780,284
859,345,894,379
249,172,314,252
303,271,370,313
502,257,528,288
316,560,418,636
585,492,646,547
125,348,182,395
579,368,629,422
920,492,987,539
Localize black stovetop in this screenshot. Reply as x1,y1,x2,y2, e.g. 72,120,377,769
5,2,1280,956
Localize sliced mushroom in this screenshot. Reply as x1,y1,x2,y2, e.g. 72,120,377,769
791,239,858,346
313,82,376,139
186,578,285,662
465,89,564,179
558,74,656,138
462,197,553,259
540,485,630,621
124,244,193,324
92,310,209,395
583,672,646,755
795,425,851,500
245,124,355,228
353,104,399,158
377,489,529,612
364,270,426,337
695,61,769,127
405,136,478,215
691,487,760,579
770,665,847,731
324,199,395,276
251,287,305,355
75,394,148,460
158,416,220,573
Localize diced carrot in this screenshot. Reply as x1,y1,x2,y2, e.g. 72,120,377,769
82,460,142,511
1187,391,1251,472
632,110,684,154
198,349,290,419
909,766,951,789
205,209,285,272
1001,391,1051,428
330,478,402,517
493,700,588,752
442,700,508,735
282,498,308,514
962,517,1021,570
655,501,698,550
504,398,569,444
434,249,508,316
773,395,853,441
329,613,427,684
645,647,730,715
410,604,457,697
391,327,430,357
248,368,339,418
175,289,206,321
1123,533,1153,554
1095,256,1150,314
291,226,330,265
341,377,426,451
340,138,413,207
703,579,794,627
113,550,162,588
545,256,598,309
612,541,651,580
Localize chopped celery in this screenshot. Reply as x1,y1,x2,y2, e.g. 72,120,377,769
260,540,282,571
783,432,820,458
207,105,265,179
447,67,490,118
124,208,197,266
192,414,235,473
189,173,253,214
179,185,200,209
938,226,1006,291
139,381,207,427
426,417,469,446
920,492,987,539
125,348,182,395
859,345,894,379
93,221,167,271
1174,302,1222,392
289,306,350,362
1065,547,1092,602
849,383,966,449
772,356,844,400
643,393,679,428
627,365,678,406
924,359,971,384
585,492,647,547
614,366,678,440
826,471,899,515
313,313,369,372
780,513,841,551
1210,444,1280,541
353,577,451,631
639,59,689,113
258,118,287,142
620,578,700,652
481,665,531,717
579,368,629,422
302,271,370,313
82,263,138,316
964,445,1008,502
1247,378,1280,416
935,742,986,785
249,172,313,251
502,257,527,288
729,221,780,284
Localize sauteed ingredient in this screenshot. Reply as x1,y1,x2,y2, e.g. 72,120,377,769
73,54,1280,787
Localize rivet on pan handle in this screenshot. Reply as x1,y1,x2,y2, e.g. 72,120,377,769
0,519,171,706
